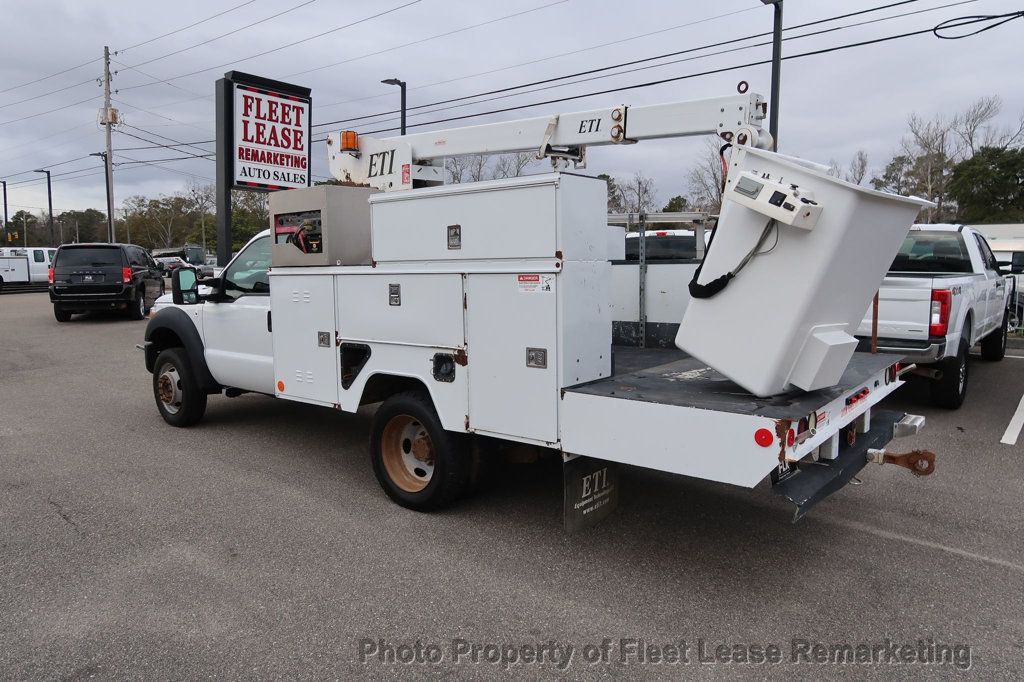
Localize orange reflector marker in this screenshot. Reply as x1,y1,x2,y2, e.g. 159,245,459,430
276,380,285,392
340,130,359,153
754,428,774,447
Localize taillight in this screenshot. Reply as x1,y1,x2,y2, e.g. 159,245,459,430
47,267,54,284
930,289,951,337
122,266,132,284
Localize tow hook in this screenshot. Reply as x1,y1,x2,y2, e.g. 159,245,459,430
866,448,935,476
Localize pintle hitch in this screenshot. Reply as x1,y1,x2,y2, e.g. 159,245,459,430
866,448,936,476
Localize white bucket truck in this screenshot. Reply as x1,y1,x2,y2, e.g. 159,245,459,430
143,92,935,528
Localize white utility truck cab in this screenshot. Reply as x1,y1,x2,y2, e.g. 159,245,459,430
0,247,54,290
143,93,936,528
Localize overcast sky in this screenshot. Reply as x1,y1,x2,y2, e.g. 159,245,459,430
1,0,1022,218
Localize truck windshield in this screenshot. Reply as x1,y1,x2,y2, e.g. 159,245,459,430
890,231,972,273
55,246,124,267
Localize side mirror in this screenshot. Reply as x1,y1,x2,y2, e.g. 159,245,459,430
172,267,199,305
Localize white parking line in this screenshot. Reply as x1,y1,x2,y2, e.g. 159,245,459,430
1004,355,1024,359
1000,392,1024,445
823,517,1024,574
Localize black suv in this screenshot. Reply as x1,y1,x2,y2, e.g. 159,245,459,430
49,243,165,322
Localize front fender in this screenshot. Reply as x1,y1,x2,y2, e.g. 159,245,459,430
144,307,221,393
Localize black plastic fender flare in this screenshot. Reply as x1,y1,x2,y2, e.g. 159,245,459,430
144,307,221,393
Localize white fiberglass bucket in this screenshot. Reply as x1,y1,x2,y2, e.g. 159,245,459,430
675,146,932,397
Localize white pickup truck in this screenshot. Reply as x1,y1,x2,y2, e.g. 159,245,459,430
855,224,1014,409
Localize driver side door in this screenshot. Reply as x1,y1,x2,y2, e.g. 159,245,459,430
202,236,275,393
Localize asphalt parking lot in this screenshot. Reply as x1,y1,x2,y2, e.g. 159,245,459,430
1,291,1022,679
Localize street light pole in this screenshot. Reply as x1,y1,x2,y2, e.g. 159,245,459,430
90,152,115,242
33,169,55,246
761,0,783,150
1,180,8,244
381,78,407,135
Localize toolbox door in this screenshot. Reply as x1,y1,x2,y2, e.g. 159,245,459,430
465,273,558,444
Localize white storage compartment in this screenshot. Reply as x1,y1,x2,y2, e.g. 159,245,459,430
269,272,340,406
336,273,465,349
369,173,608,262
676,146,931,396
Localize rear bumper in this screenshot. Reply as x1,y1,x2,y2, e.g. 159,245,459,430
50,285,136,309
773,410,914,520
855,336,946,363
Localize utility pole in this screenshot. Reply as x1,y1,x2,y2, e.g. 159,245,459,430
21,213,27,247
1,180,7,244
33,169,54,246
102,46,116,242
74,219,80,243
760,0,783,149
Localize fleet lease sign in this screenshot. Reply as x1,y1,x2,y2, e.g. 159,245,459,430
233,84,310,190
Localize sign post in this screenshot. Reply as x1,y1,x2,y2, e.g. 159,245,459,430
215,71,312,266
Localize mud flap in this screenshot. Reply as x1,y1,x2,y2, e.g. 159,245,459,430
772,410,904,522
563,455,619,533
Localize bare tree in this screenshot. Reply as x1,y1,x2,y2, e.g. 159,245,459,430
618,171,658,215
846,149,868,185
493,152,537,179
186,181,215,253
826,158,843,178
685,136,725,213
466,154,491,182
445,156,470,184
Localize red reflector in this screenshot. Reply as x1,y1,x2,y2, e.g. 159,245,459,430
655,231,668,236
754,428,774,447
122,266,132,283
930,289,951,337
787,429,795,447
47,267,54,284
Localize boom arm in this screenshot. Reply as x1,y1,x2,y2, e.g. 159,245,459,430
328,93,771,191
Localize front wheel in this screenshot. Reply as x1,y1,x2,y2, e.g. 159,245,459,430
980,310,1008,361
370,391,471,511
153,348,207,426
931,339,969,409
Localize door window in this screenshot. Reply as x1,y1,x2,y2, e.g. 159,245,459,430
974,234,998,271
33,249,45,263
223,236,272,297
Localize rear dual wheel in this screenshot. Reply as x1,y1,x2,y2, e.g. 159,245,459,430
370,391,470,511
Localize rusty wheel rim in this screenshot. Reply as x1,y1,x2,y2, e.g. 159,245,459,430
157,363,183,415
380,414,434,493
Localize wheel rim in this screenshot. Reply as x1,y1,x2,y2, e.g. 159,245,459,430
138,294,145,316
380,414,434,492
157,363,183,415
958,356,967,394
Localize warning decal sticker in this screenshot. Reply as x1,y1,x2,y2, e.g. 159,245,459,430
517,274,553,293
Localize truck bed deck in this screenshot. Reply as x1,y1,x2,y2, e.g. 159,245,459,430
571,346,901,421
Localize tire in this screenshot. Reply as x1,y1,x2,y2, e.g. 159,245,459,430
931,339,969,409
53,306,72,322
370,390,470,511
152,347,208,427
129,288,146,320
980,310,1008,361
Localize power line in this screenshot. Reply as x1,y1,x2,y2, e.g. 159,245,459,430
118,122,212,154
0,95,100,129
121,0,319,72
118,0,259,52
312,0,943,130
114,153,214,182
3,156,95,181
331,0,977,132
314,4,764,112
118,0,423,92
285,0,571,78
0,0,262,97
111,97,213,136
115,129,214,161
114,155,214,165
340,13,1007,139
0,58,99,96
